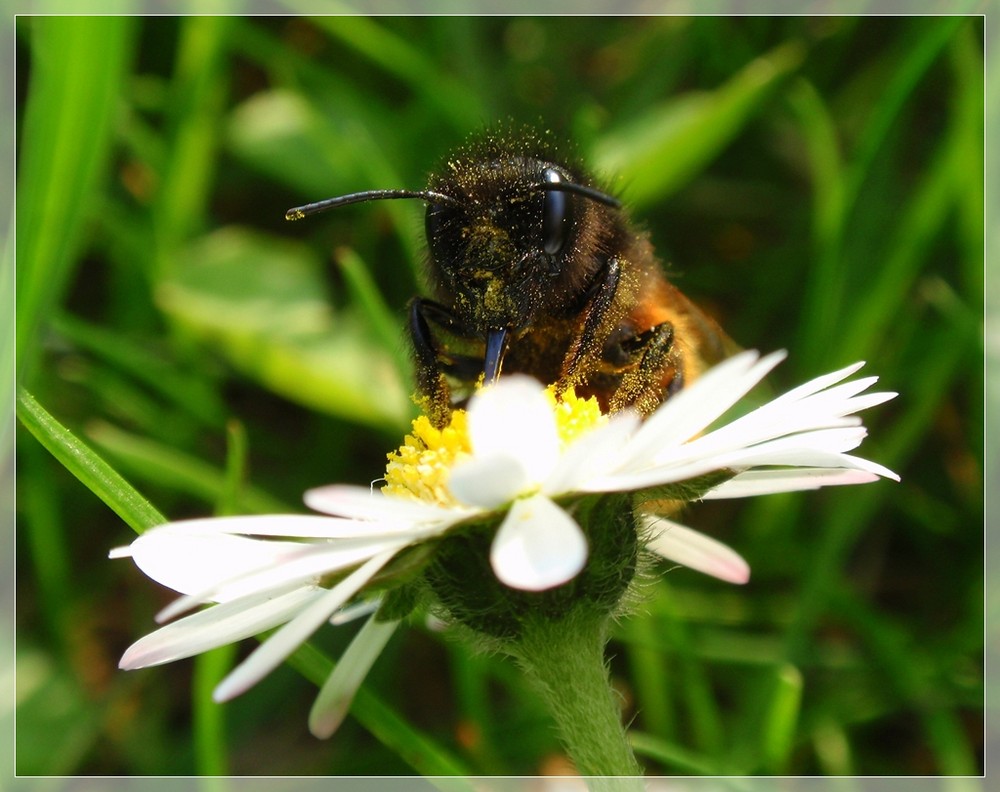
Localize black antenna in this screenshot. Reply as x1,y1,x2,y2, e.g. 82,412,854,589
285,189,462,221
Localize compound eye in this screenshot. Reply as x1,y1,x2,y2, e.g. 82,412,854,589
541,168,571,256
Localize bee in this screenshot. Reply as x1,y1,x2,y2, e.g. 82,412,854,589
287,128,734,427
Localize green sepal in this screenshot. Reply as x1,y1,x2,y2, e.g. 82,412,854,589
375,581,422,623
631,469,736,513
423,492,637,642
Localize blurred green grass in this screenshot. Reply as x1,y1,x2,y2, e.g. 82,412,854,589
14,15,983,777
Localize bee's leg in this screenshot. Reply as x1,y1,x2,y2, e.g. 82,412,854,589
609,321,683,414
558,257,622,390
409,298,460,427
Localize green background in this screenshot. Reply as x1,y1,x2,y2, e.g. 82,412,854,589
14,14,984,777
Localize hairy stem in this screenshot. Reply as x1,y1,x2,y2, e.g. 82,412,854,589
511,611,643,787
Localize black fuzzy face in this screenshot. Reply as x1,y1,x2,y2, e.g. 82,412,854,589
423,132,622,337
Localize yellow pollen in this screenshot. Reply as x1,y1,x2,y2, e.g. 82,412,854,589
383,412,471,506
383,385,607,505
545,386,607,448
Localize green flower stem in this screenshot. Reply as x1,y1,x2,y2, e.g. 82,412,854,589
510,610,644,787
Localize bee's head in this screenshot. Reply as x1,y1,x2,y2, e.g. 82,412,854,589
422,134,622,337
283,129,625,382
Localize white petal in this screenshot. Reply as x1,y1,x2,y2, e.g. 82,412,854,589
836,453,900,481
309,616,399,739
665,403,860,465
588,426,896,494
119,584,323,669
212,549,397,702
643,515,750,584
764,360,866,405
448,453,528,509
189,513,430,540
304,484,470,523
618,350,784,471
543,410,641,495
703,468,881,499
489,494,587,591
467,376,561,483
674,380,894,463
329,598,381,626
156,535,414,623
127,521,317,600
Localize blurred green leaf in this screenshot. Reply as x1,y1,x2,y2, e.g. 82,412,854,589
155,227,412,431
16,16,135,384
1,232,14,458
15,648,103,775
797,17,969,367
51,312,227,427
591,40,804,207
227,86,427,271
827,584,981,776
228,89,373,199
634,582,725,756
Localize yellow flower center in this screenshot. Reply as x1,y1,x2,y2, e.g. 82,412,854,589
544,385,607,447
383,385,607,506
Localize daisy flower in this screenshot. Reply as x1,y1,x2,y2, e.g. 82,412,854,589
112,349,897,737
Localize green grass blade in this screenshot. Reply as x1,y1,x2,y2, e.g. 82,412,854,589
308,15,486,131
192,644,237,776
218,420,249,517
785,317,976,660
786,78,847,368
839,131,960,364
758,664,803,774
85,420,291,515
16,389,164,534
639,583,725,756
51,311,227,427
152,15,233,274
1,225,15,459
828,585,980,775
336,247,413,388
948,23,985,306
16,16,135,384
842,16,966,213
591,40,804,208
20,441,73,650
621,613,675,741
629,731,731,776
286,640,473,779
